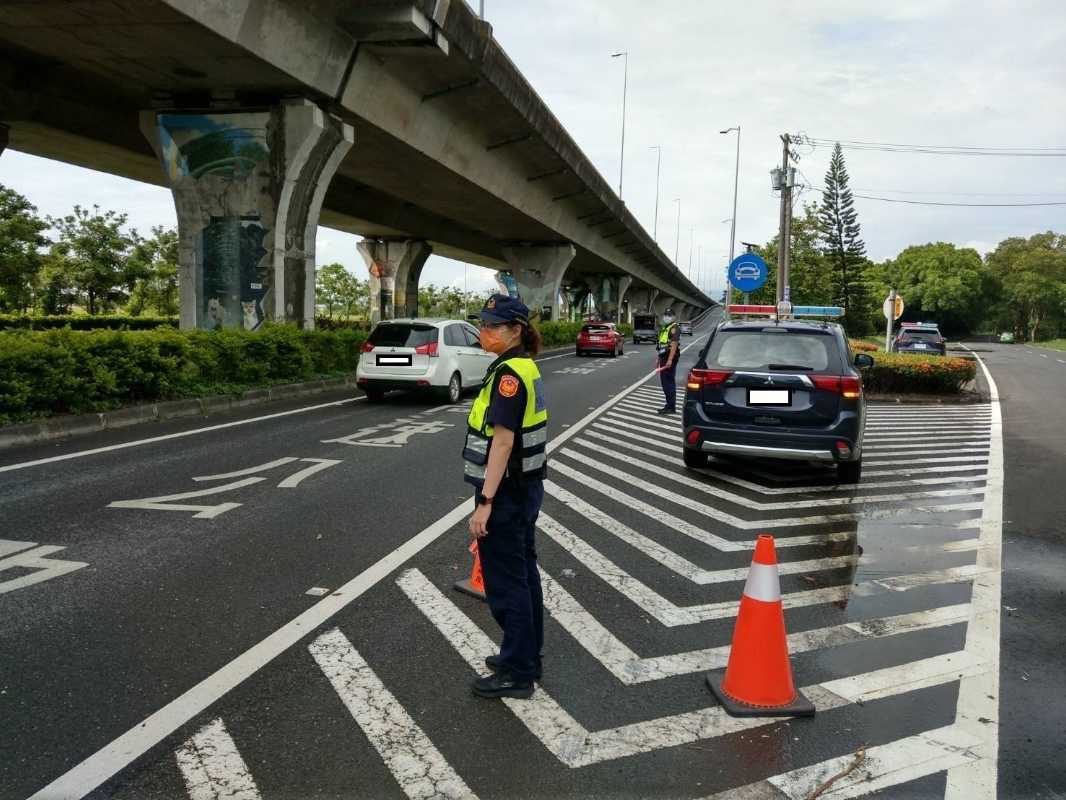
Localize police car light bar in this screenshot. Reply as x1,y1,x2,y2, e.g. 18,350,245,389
726,304,777,315
792,305,845,318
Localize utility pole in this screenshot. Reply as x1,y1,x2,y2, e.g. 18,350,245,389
776,133,794,305
673,198,681,266
885,288,897,352
649,145,661,240
688,227,694,275
611,52,628,199
479,0,484,17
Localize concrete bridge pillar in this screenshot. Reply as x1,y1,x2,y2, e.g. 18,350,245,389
591,274,616,320
653,294,675,318
0,123,8,158
500,244,576,321
616,276,633,324
627,288,651,315
357,239,432,322
142,99,352,331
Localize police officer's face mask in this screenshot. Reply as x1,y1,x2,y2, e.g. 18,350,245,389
479,324,517,354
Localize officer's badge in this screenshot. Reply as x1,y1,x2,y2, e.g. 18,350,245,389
498,375,520,398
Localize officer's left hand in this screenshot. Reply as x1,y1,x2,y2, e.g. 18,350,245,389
469,503,491,539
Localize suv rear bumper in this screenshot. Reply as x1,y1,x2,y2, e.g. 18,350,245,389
683,419,863,463
696,439,838,462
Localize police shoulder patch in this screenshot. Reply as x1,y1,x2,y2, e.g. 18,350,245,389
498,375,520,398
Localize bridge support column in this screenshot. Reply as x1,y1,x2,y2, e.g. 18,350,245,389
653,294,675,318
627,288,650,315
142,99,352,331
357,239,432,322
616,276,633,324
0,123,8,158
500,244,575,321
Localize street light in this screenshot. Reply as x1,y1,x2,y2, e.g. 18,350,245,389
611,52,628,199
719,125,741,267
672,198,681,266
649,145,661,240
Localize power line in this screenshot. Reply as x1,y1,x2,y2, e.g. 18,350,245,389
810,186,1066,207
801,135,1066,157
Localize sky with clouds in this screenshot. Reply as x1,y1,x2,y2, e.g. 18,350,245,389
2,0,1064,300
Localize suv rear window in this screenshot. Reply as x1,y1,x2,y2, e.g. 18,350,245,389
708,330,835,371
367,323,438,348
901,331,940,342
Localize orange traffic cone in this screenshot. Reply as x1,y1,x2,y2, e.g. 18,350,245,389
706,534,815,717
453,540,486,601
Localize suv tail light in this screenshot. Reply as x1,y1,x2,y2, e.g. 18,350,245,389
811,374,862,399
687,369,733,390
415,341,439,357
361,341,375,353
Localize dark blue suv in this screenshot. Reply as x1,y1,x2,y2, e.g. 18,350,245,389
682,318,874,483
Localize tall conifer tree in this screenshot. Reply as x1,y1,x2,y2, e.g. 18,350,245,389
819,143,869,329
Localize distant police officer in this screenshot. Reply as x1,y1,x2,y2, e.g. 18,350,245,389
656,309,681,414
462,294,548,699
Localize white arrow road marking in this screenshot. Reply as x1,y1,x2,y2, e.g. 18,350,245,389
0,539,37,558
0,545,89,595
175,718,261,800
570,438,985,509
583,427,987,495
704,724,982,800
309,629,477,800
536,512,983,627
108,477,262,519
276,459,342,488
540,565,971,685
397,568,989,769
192,457,300,482
552,452,983,531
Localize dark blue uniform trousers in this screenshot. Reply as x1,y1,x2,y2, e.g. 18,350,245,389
477,478,545,682
660,353,678,409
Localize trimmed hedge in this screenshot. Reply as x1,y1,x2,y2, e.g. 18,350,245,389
860,352,975,394
0,314,179,331
0,325,366,425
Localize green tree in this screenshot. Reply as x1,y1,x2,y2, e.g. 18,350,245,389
47,205,135,314
0,184,49,312
986,233,1066,341
819,143,870,331
872,243,989,336
751,202,831,308
127,226,178,316
316,263,368,319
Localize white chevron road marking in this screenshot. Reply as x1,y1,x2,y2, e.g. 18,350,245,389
174,719,262,800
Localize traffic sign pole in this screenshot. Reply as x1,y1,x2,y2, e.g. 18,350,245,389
885,288,897,352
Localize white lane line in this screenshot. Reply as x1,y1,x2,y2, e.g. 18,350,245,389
540,494,852,584
0,539,37,558
537,512,982,627
1041,353,1049,357
865,448,989,459
867,456,990,467
276,458,342,488
0,397,362,475
174,718,262,800
864,432,990,442
607,408,681,433
192,457,300,482
864,441,989,451
541,565,970,684
709,724,982,800
26,334,710,800
571,437,985,509
583,428,987,495
946,347,1004,799
309,629,476,800
398,568,987,768
553,451,983,530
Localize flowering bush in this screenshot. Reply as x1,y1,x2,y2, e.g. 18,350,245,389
849,339,878,352
860,352,975,394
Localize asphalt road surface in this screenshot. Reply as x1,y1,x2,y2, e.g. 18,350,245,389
0,314,1049,799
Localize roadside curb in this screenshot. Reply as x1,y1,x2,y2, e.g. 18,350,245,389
0,375,362,451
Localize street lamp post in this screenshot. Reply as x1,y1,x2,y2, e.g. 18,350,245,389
720,217,733,303
673,198,681,266
649,145,661,240
611,52,628,199
719,125,741,266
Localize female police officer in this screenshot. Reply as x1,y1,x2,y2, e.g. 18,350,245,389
462,294,548,700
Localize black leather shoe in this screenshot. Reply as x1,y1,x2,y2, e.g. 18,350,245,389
656,406,676,415
472,671,534,699
486,654,542,680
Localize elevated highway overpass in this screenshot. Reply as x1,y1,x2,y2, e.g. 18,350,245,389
0,0,712,328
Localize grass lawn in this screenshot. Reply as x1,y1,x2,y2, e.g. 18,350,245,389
1032,339,1066,352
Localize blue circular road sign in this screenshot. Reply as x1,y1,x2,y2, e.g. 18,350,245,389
729,253,768,292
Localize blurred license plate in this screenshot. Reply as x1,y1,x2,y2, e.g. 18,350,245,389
748,388,791,406
377,355,412,366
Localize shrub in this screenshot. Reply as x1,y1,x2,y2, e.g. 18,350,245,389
860,352,975,394
0,324,366,425
849,339,878,352
0,314,178,331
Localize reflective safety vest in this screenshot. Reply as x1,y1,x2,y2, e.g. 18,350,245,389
462,356,548,486
658,322,678,348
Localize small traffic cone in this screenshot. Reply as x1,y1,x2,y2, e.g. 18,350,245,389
453,540,486,601
706,534,815,717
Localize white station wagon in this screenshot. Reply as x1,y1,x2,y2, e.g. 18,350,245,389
355,318,494,403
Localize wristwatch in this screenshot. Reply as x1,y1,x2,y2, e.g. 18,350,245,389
476,491,494,506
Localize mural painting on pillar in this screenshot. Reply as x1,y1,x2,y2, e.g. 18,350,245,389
368,259,394,321
158,114,272,331
495,272,519,298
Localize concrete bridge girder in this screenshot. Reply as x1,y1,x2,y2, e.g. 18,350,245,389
356,239,432,322
653,294,676,318
141,99,353,331
500,244,575,321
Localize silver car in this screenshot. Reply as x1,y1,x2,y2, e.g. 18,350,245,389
355,318,494,403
